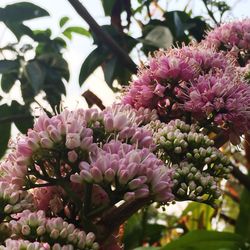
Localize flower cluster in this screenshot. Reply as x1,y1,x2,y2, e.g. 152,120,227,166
0,210,99,250
0,181,33,220
0,105,174,247
70,140,173,203
203,19,250,61
122,41,250,141
184,72,250,143
122,44,232,110
150,119,232,204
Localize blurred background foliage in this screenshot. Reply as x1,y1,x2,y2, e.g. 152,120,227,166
0,0,250,249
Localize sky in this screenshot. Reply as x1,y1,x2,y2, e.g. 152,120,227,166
1,0,250,110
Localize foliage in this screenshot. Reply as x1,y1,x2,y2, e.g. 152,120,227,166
0,2,89,157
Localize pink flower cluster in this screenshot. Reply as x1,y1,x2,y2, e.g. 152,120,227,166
203,19,250,54
122,45,233,115
122,38,250,140
0,181,33,218
0,104,175,247
184,72,250,143
1,210,99,250
71,140,173,203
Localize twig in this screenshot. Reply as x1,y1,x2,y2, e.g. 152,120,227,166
67,0,137,73
201,0,219,26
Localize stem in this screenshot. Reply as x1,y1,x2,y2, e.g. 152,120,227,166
24,181,56,190
97,197,151,242
83,183,93,215
201,0,219,26
67,0,137,73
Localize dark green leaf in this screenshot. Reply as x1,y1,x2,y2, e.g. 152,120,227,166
63,26,90,40
44,79,65,111
0,104,12,158
103,57,117,87
38,53,69,81
0,122,11,158
0,60,19,74
162,11,191,44
123,213,143,250
25,60,45,94
79,48,108,86
187,17,208,41
4,21,33,40
101,0,116,15
0,2,49,22
174,12,185,38
32,29,52,42
1,73,17,92
236,188,250,241
144,224,166,244
11,101,33,133
59,16,70,28
161,231,246,250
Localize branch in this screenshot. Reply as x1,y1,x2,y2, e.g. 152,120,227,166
67,0,137,73
97,197,151,242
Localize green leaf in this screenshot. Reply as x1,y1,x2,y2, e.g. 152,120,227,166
123,213,143,250
187,17,208,41
0,2,49,22
1,73,17,92
59,16,69,28
79,48,108,86
43,79,65,111
161,231,246,250
38,53,69,81
103,57,117,87
0,104,12,158
101,0,116,15
63,26,90,40
25,60,45,94
173,12,185,38
4,21,33,40
236,188,250,241
143,26,173,49
181,202,214,230
144,224,166,244
0,60,19,74
11,101,33,133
